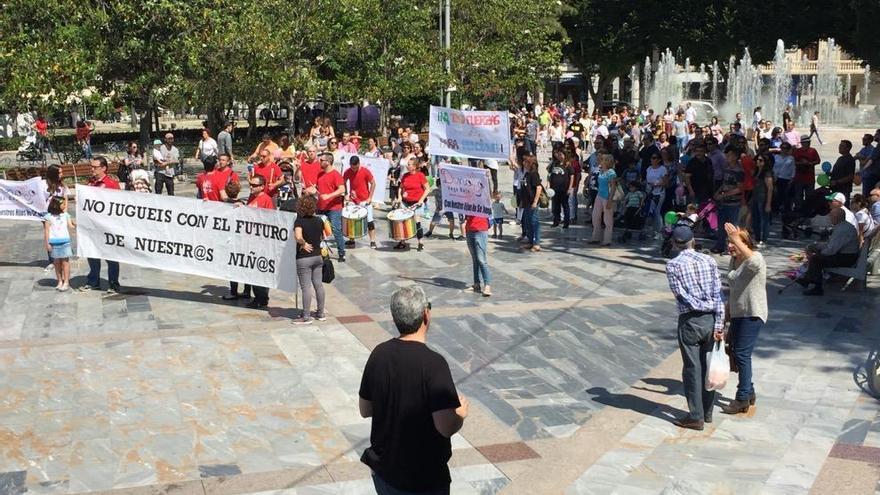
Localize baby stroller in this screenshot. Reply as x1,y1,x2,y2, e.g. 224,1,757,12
659,200,716,257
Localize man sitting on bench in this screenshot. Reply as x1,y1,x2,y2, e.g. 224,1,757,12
799,207,860,296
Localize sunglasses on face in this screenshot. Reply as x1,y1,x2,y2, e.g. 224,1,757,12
249,183,262,187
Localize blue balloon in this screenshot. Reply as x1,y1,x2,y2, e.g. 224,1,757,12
821,161,832,173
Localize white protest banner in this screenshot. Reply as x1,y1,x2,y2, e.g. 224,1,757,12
0,177,48,221
427,105,511,160
438,164,492,218
340,153,390,203
75,186,298,292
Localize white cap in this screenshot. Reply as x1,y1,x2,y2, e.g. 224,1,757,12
485,159,499,170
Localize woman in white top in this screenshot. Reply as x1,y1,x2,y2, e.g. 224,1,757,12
851,194,876,245
550,119,564,145
363,137,381,158
710,116,724,142
195,128,219,162
645,152,668,236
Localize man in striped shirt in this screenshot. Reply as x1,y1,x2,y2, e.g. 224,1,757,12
665,226,725,431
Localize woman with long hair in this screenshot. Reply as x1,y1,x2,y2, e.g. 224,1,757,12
750,154,774,246
589,154,618,246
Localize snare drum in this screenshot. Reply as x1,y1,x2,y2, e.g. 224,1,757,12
387,208,416,241
342,204,368,239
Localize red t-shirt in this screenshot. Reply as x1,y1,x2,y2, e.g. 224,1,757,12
300,158,322,188
252,162,282,196
247,191,275,209
202,167,238,201
89,174,120,190
465,215,490,233
196,171,215,200
316,169,344,211
35,119,48,136
400,171,427,203
793,147,820,185
740,155,755,191
343,166,374,203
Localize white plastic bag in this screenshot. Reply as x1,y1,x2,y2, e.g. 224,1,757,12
705,341,730,391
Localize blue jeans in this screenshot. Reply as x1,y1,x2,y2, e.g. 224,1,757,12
522,206,540,245
319,209,345,257
750,199,770,243
466,231,491,286
86,258,119,287
729,317,763,401
372,473,449,495
713,203,740,251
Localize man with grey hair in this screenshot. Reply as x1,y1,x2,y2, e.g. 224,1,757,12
665,226,725,431
358,286,468,494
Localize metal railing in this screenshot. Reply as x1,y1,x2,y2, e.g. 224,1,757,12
758,59,866,75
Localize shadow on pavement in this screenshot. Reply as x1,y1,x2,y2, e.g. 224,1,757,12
398,276,469,290
585,386,686,423
632,377,684,397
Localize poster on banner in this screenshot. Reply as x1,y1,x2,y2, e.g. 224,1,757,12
339,153,390,203
75,186,299,292
0,177,48,221
438,165,492,218
427,105,511,160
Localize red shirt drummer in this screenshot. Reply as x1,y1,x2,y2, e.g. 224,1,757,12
317,168,345,211
394,157,430,252
342,155,378,248
343,162,375,203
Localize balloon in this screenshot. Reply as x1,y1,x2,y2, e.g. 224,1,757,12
821,161,832,174
546,188,556,198
817,174,831,187
664,211,679,226
427,176,435,188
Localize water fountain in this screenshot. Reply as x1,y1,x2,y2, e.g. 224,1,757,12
641,38,870,126
771,39,792,126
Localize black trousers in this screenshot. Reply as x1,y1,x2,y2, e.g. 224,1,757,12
155,174,175,195
551,190,570,225
806,252,859,288
230,281,251,297
251,285,270,305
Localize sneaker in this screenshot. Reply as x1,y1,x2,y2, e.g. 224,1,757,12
345,240,356,248
454,235,464,241
448,233,454,240
370,242,378,249
245,300,268,309
339,255,346,263
417,244,424,252
464,285,482,293
425,230,434,238
106,283,121,295
314,313,327,322
292,317,314,325
482,285,492,297
78,284,99,292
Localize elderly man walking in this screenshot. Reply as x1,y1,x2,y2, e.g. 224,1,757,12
665,226,725,430
358,286,469,495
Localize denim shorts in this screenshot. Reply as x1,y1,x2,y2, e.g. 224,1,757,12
50,242,73,259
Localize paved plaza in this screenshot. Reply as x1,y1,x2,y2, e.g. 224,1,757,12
1,144,880,494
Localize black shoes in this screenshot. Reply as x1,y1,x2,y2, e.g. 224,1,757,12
721,399,751,414
222,293,240,300
245,300,268,309
673,417,704,431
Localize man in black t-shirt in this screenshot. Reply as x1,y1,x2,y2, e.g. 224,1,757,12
829,140,856,205
359,286,469,494
684,144,714,204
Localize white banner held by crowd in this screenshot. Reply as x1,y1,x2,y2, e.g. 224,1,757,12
76,186,298,291
340,153,390,203
0,177,48,221
427,106,511,160
438,164,492,218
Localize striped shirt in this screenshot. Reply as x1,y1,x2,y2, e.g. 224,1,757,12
666,249,725,331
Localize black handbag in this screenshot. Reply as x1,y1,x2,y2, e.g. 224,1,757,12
322,256,335,283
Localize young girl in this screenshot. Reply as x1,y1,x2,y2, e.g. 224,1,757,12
491,191,508,238
43,196,75,291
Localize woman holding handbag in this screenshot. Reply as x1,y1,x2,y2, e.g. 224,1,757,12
292,195,331,325
589,154,618,246
722,223,768,414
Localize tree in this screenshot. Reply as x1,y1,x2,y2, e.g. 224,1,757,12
451,0,567,107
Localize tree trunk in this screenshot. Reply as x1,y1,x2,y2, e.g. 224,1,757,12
137,103,152,148
246,101,257,138
205,104,225,137
380,100,391,137
153,104,160,136
589,73,615,113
